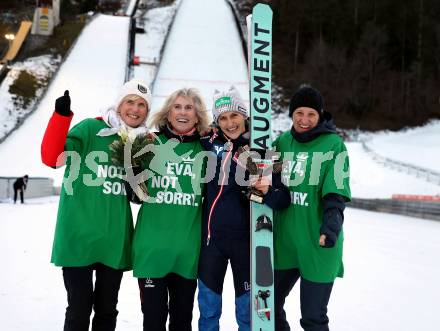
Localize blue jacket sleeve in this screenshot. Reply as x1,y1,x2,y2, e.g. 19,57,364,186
263,172,291,209
319,193,346,248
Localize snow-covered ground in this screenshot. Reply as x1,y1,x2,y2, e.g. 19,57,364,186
347,142,440,198
0,0,440,329
0,55,60,142
0,14,130,185
365,120,440,173
150,0,248,116
1,198,439,330
0,0,437,199
132,2,181,84
273,115,440,198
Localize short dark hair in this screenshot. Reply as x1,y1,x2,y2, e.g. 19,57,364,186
289,85,324,117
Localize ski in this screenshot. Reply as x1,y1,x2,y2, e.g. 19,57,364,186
247,4,274,331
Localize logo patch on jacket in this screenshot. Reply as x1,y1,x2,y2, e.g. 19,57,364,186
213,144,224,156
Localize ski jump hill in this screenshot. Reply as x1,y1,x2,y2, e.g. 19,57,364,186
0,21,32,64
0,3,439,329
0,0,248,186
0,0,437,204
0,14,130,186
149,0,248,115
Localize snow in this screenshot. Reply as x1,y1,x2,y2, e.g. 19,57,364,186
124,0,138,16
132,3,181,83
327,208,440,331
149,0,249,121
365,120,440,173
0,0,434,199
1,198,439,330
272,111,292,135
347,142,440,198
0,14,130,185
269,118,440,198
0,55,60,142
0,0,440,329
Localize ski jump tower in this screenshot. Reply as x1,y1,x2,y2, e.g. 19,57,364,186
31,0,60,36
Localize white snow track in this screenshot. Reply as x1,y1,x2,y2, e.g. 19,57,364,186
0,0,439,330
1,199,439,330
0,14,130,185
150,0,248,119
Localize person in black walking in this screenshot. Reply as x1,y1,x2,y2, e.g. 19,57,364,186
13,175,29,204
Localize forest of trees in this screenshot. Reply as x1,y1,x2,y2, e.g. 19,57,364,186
3,0,440,130
236,0,440,130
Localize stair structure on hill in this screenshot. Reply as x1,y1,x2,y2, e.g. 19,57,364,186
362,141,440,185
0,21,32,64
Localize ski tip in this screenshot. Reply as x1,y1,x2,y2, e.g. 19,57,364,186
253,2,273,13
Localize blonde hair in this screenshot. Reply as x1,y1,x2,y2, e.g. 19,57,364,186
150,88,209,133
116,94,149,114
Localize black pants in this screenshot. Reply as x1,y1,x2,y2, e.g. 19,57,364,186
138,273,197,331
198,238,250,297
13,188,24,203
275,269,334,331
62,263,123,331
197,239,250,330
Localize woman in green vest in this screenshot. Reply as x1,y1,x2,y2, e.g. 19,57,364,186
272,85,351,331
41,79,152,331
132,88,209,331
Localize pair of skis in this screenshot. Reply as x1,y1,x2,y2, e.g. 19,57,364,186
247,4,274,331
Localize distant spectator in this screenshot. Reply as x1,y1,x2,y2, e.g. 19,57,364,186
13,175,29,204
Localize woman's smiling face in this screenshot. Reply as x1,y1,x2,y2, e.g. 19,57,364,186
119,96,148,128
167,96,198,133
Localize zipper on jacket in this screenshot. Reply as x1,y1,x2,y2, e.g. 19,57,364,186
206,141,233,246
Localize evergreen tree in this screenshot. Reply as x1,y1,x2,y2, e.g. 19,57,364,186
236,0,440,129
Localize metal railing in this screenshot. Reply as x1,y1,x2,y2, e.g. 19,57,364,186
362,141,440,185
350,197,440,221
124,0,139,81
225,0,248,62
126,0,182,86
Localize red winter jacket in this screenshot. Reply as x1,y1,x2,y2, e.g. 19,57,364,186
41,112,74,168
41,112,105,167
